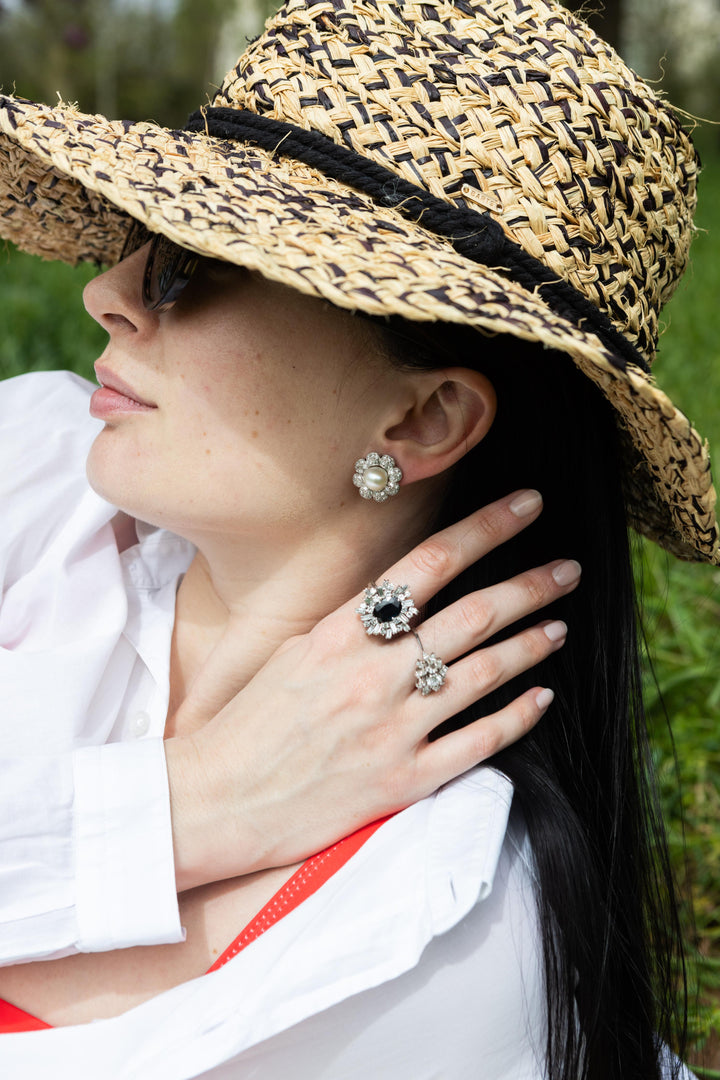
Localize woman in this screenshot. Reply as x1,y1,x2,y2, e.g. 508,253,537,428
0,0,716,1077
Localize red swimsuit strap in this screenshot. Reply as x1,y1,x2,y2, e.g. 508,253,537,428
0,998,51,1034
206,815,389,973
0,815,390,1034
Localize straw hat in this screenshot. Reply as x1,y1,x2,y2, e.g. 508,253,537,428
0,0,717,563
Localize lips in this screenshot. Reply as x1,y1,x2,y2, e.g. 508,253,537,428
94,364,156,408
90,363,158,420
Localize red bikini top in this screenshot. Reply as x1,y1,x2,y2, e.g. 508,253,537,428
0,816,388,1034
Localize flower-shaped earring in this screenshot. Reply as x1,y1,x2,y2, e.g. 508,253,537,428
353,452,402,502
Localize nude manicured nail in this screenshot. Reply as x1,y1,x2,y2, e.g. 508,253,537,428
543,620,567,643
552,559,582,587
509,489,542,517
536,688,555,711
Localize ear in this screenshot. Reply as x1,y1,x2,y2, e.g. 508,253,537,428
382,368,496,485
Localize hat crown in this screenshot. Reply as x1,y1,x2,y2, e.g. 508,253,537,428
215,0,697,364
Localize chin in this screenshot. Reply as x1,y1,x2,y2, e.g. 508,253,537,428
86,440,206,539
86,438,117,502
86,435,157,524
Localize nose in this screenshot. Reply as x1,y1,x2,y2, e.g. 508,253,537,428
83,243,157,338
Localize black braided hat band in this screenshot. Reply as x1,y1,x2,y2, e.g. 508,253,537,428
185,106,650,377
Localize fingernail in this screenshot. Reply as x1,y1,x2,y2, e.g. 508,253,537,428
543,620,567,643
536,687,555,711
552,559,582,587
509,489,542,517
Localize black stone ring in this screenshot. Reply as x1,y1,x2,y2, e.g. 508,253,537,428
356,580,419,639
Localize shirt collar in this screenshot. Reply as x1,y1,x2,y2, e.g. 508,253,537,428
118,522,194,695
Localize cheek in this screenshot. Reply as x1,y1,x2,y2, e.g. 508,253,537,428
179,371,350,467
171,344,266,423
168,317,369,462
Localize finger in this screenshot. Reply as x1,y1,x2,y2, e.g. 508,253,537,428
415,685,555,790
407,619,567,735
417,558,581,662
344,489,543,616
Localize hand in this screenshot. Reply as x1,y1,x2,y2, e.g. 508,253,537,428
165,489,581,891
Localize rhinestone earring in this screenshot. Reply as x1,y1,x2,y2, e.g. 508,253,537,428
353,452,402,502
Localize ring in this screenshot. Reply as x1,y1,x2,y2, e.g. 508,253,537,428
415,652,449,695
356,584,448,693
356,580,418,639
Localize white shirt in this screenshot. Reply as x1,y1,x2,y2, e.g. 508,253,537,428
0,372,694,1079
1,371,188,961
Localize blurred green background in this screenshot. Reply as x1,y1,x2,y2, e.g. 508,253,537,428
1,0,720,1071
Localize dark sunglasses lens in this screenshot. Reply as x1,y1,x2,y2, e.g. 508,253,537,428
119,218,152,262
143,234,200,312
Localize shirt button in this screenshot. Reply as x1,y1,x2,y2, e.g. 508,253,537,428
130,711,151,738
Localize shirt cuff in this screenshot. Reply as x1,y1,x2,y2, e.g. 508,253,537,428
73,738,183,952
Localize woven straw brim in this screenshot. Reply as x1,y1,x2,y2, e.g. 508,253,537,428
0,95,717,564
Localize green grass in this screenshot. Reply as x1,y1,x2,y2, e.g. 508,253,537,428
630,138,720,1074
0,245,103,380
654,143,720,464
2,146,720,1071
639,538,720,1070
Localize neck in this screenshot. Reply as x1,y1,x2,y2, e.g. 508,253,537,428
165,499,432,734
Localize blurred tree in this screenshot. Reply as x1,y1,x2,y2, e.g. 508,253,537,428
215,0,279,76
561,0,623,48
560,0,720,120
0,0,227,126
624,0,720,119
0,0,96,107
164,0,228,113
2,0,718,126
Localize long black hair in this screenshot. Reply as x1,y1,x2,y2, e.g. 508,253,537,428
370,316,687,1080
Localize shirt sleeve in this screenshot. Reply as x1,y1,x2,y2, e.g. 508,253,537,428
0,739,183,965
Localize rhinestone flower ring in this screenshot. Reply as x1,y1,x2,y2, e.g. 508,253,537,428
356,580,418,639
415,652,449,695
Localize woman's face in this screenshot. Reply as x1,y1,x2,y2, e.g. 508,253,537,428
83,246,402,542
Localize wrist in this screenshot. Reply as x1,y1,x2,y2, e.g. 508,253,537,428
165,730,280,891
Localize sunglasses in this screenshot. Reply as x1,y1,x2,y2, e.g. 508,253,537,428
120,221,201,312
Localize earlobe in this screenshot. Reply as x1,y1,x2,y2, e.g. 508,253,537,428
384,368,496,485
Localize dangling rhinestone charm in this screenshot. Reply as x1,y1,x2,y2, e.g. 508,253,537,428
353,452,402,502
356,580,418,638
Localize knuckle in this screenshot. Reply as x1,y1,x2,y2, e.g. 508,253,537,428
522,570,550,608
470,505,504,548
458,594,493,639
272,633,301,657
524,629,552,663
408,537,453,579
517,695,539,735
471,722,502,762
468,649,500,689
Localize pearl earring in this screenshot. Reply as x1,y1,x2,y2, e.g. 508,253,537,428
353,452,402,502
